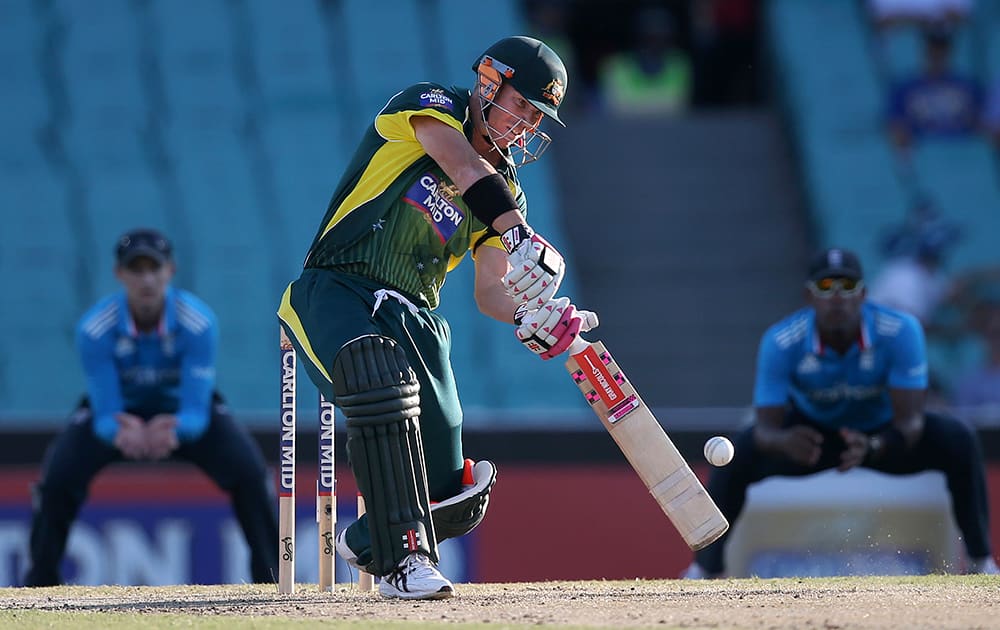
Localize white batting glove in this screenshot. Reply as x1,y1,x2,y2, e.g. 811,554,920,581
501,226,565,308
515,297,598,360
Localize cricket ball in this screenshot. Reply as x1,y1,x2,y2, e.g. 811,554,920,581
704,436,734,467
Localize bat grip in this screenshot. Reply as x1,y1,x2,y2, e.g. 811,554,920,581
568,335,589,355
567,310,599,356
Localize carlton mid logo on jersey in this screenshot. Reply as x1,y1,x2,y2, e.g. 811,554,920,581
404,173,465,243
419,88,454,111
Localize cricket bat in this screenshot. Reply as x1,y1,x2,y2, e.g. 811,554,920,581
564,334,728,551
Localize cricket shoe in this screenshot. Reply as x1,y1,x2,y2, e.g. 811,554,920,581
379,552,454,600
967,555,1000,575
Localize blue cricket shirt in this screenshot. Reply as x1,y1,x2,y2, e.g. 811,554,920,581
753,302,928,431
75,286,218,444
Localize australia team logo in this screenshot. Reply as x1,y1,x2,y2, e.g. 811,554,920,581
541,79,564,106
403,173,465,243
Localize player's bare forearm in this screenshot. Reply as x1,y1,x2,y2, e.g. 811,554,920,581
751,406,788,453
478,287,521,323
412,116,526,232
753,405,822,466
474,246,521,323
889,388,926,447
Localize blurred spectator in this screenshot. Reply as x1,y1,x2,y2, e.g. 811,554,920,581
596,5,692,116
868,199,962,327
985,76,1000,149
524,0,586,113
867,0,973,29
690,0,762,106
885,23,984,149
952,292,1000,417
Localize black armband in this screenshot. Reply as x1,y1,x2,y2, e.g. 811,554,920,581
463,173,518,228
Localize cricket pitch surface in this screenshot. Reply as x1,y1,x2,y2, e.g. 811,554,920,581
3,575,998,629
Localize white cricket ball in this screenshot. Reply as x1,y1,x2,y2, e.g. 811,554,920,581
704,436,734,467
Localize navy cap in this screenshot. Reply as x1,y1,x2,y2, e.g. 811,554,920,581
807,247,863,281
116,228,172,266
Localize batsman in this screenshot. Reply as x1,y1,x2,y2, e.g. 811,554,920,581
277,36,594,599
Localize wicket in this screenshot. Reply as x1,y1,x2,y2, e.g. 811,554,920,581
278,327,375,593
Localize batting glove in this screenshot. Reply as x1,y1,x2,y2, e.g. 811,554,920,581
515,297,597,360
501,225,565,308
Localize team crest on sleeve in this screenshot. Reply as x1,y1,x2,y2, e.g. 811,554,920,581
403,173,465,243
419,88,454,111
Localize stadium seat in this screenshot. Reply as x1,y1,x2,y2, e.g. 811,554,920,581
875,23,975,82
151,0,245,125
0,170,83,414
437,1,521,86
341,0,427,120
244,0,334,111
0,0,587,421
58,0,145,126
908,139,1000,273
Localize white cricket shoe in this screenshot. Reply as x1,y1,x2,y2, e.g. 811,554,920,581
379,552,454,600
968,555,1000,575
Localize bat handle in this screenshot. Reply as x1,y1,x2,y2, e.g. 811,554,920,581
568,335,589,355
567,310,599,356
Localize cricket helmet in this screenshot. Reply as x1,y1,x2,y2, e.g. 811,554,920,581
472,36,567,127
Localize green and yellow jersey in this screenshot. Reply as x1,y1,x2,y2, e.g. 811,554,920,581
304,83,526,309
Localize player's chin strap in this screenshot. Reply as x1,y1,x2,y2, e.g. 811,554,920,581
430,459,498,540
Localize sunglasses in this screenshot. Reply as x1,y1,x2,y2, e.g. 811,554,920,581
807,277,864,297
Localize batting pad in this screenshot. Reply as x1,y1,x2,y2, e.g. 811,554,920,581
333,335,438,575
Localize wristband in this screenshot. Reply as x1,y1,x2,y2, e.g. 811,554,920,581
462,173,518,227
865,426,906,463
513,302,530,325
500,224,534,254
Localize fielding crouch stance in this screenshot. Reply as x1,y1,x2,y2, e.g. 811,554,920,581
24,229,278,587
685,248,998,578
278,36,591,599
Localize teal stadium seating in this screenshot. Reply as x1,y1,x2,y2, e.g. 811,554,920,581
974,0,1000,83
0,0,586,425
59,0,173,299
768,0,1000,392
0,0,84,414
768,0,911,272
876,21,976,82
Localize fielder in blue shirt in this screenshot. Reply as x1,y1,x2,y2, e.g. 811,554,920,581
686,247,996,578
23,229,278,587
